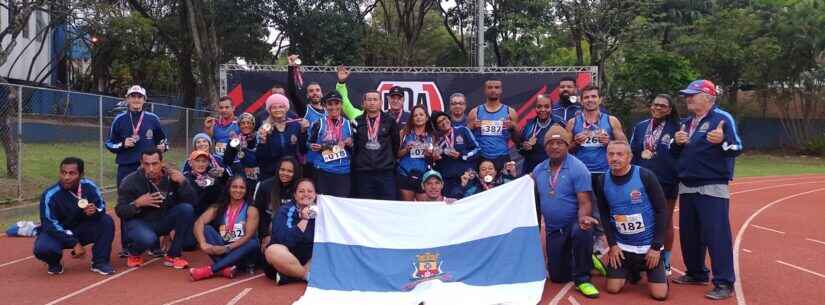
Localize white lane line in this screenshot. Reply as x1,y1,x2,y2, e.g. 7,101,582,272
776,260,825,279
742,249,752,253
733,187,825,305
0,255,34,268
731,176,822,186
45,257,161,305
567,295,581,305
225,288,252,305
163,273,265,305
806,238,825,246
750,225,785,235
548,282,574,305
670,266,686,275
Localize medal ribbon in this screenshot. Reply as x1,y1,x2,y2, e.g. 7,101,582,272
367,113,381,142
325,117,343,142
644,120,666,151
70,182,83,200
443,127,455,149
224,202,244,235
549,164,562,193
532,117,551,139
130,111,145,137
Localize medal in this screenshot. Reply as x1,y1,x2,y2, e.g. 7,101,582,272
365,140,381,150
229,138,240,148
483,175,494,183
72,183,88,209
260,123,272,133
366,113,381,147
641,149,653,160
548,158,563,197
77,199,89,209
308,205,319,219
569,96,578,103
332,145,342,154
129,111,145,140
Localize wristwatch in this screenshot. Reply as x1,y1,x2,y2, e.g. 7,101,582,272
651,242,664,251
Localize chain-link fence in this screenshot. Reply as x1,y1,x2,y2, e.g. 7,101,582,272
0,83,210,204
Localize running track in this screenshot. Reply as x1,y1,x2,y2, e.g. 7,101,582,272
1,174,823,305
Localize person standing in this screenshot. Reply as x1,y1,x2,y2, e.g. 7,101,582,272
448,93,469,127
467,79,521,170
203,96,241,164
431,111,479,193
33,157,115,276
352,91,401,200
307,91,354,197
531,125,601,298
671,80,743,300
256,94,306,182
553,76,582,122
596,141,668,300
519,94,565,174
396,105,436,201
629,94,680,275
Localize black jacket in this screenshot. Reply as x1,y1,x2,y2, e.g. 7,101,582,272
352,112,401,172
116,168,197,222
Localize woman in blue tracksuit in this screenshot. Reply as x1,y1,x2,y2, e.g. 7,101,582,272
630,94,681,275
264,178,317,285
237,112,260,199
431,111,480,194
189,176,260,281
397,105,436,201
451,159,516,199
256,95,305,182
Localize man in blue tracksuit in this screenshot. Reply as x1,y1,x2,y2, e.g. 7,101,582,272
105,85,167,186
553,76,582,122
671,80,743,300
204,96,241,166
34,157,115,276
519,94,565,174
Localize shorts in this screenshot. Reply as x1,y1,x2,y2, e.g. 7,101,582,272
397,173,422,192
661,183,678,200
606,250,667,284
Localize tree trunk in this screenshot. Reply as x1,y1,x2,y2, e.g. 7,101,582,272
0,83,19,178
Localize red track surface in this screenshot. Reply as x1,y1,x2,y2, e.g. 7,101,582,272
2,174,824,305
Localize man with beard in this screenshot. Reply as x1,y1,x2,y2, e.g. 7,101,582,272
553,77,581,122
519,94,565,174
286,55,325,125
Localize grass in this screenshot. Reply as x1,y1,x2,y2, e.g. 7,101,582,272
735,153,825,177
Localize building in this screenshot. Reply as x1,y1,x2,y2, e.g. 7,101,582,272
0,2,57,85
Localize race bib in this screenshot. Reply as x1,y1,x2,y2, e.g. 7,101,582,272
410,144,426,159
480,120,504,136
580,132,604,148
614,213,645,235
214,142,227,155
221,223,245,242
322,148,348,162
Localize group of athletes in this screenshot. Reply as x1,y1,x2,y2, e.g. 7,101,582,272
33,55,743,301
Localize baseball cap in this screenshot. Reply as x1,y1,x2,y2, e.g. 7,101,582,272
388,86,404,97
126,85,146,97
421,170,444,188
543,124,572,146
188,150,210,161
323,91,342,104
679,80,717,96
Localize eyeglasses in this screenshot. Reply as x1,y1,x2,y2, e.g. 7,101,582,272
450,102,466,105
651,103,670,109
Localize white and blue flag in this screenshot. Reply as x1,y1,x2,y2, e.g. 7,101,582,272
294,176,545,305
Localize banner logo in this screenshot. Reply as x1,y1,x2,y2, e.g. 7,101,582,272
377,81,444,114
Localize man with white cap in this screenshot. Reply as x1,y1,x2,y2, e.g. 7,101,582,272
531,124,601,299
105,85,168,187
671,79,742,300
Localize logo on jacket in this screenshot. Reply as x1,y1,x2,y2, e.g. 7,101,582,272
630,190,643,203
377,81,444,114
456,135,464,145
146,129,154,140
403,251,452,291
660,134,672,146
699,122,709,133
291,134,298,144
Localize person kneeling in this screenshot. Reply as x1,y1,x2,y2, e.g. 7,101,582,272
34,157,115,276
189,176,260,281
596,141,668,300
264,179,316,285
415,170,456,203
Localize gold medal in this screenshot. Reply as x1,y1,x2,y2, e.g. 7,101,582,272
261,123,272,133
641,149,653,160
332,145,341,154
77,199,89,209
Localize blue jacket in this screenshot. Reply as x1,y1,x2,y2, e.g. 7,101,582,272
434,126,480,179
270,202,315,250
518,115,565,174
39,179,106,246
255,121,304,180
105,110,167,165
630,119,680,186
671,107,743,186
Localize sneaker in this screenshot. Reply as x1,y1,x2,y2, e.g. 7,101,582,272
118,249,131,258
576,282,600,298
592,254,607,277
189,266,214,281
672,274,709,285
47,263,64,275
219,266,236,279
127,255,144,268
164,256,189,269
662,251,672,276
705,284,734,300
665,265,672,276
91,263,116,276
147,248,166,258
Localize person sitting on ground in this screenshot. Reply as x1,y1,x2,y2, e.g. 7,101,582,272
253,156,302,247
189,176,261,281
452,159,517,199
182,133,231,175
264,178,317,285
184,150,233,217
116,148,197,269
415,170,457,204
34,157,116,276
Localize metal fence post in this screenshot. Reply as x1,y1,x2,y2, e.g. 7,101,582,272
16,85,23,201
99,96,104,184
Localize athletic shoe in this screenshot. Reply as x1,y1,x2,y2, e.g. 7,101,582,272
127,255,144,268
219,266,236,279
672,274,709,285
705,284,734,300
118,249,131,258
665,265,672,276
164,256,189,269
189,266,213,281
91,263,116,276
147,248,166,258
47,263,64,275
592,254,607,277
576,282,600,298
